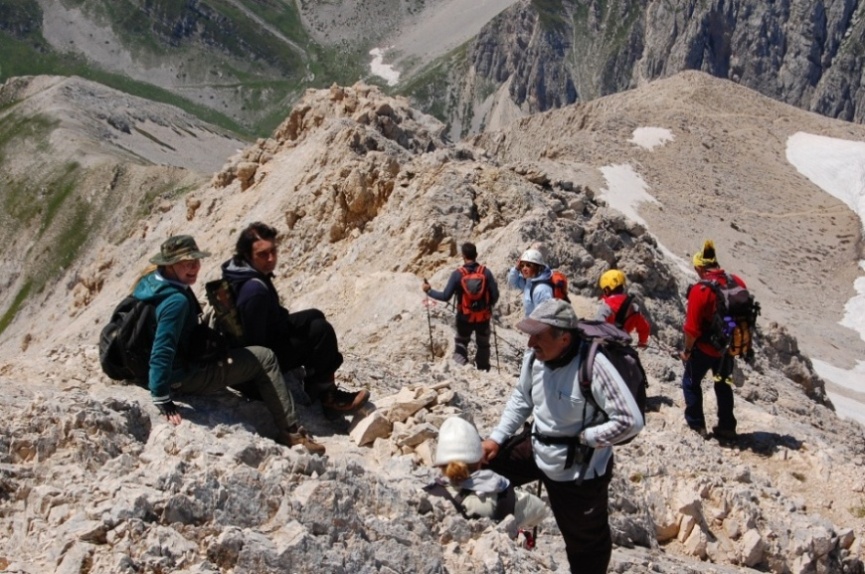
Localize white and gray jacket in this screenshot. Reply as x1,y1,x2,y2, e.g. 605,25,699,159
489,351,643,482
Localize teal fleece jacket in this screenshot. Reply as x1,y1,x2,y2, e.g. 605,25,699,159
133,271,198,405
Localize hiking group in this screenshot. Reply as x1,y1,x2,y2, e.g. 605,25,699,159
101,230,756,574
101,224,370,455
419,240,754,574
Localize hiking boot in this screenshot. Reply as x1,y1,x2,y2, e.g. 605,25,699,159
688,425,708,439
452,353,468,366
320,387,370,412
277,426,326,455
712,426,738,441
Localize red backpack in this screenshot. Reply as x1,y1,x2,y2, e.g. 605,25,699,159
530,269,571,302
458,265,492,322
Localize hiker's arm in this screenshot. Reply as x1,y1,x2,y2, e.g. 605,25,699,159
581,353,643,447
680,333,697,360
506,266,525,290
595,301,613,322
481,438,500,463
150,294,191,413
427,270,460,301
486,269,499,306
488,355,534,446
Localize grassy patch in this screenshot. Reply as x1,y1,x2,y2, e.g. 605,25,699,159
399,44,469,124
37,162,82,236
851,501,865,518
532,0,572,32
0,280,32,337
0,34,250,135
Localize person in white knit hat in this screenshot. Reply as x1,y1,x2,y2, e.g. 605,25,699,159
424,416,547,529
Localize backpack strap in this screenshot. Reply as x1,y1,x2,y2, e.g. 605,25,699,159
423,482,473,520
529,277,553,298
527,352,596,470
613,295,634,329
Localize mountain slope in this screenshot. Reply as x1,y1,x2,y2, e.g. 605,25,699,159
0,75,246,337
405,0,865,138
0,74,863,573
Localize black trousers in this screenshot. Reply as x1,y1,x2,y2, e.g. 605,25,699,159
487,433,613,574
454,319,492,371
275,309,344,397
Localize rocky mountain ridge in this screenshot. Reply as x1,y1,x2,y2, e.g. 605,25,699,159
1,72,864,573
6,0,865,141
422,0,865,138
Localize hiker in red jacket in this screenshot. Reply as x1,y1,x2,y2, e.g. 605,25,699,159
680,240,745,441
596,269,650,347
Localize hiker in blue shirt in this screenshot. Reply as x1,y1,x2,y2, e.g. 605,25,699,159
506,248,553,316
135,234,325,454
221,222,370,415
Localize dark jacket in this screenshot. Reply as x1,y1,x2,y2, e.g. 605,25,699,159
221,258,288,350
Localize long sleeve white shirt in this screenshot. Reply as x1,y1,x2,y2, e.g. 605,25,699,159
489,350,643,482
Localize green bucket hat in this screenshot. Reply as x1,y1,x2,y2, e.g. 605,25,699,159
149,235,211,266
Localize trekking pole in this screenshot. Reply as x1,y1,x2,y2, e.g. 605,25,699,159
492,316,501,373
423,279,435,361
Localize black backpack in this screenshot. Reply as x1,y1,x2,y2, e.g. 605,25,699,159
575,320,647,444
99,294,229,388
99,296,156,387
699,275,760,358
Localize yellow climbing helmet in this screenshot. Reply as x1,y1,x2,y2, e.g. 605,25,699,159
599,269,626,292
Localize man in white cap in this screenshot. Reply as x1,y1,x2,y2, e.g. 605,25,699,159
481,299,643,574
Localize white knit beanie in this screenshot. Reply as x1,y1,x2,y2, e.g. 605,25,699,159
434,416,482,466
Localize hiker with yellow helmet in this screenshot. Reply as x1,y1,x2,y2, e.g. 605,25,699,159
681,240,747,441
596,269,651,347
507,247,554,316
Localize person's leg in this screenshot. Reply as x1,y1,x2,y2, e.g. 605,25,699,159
453,319,471,365
282,309,367,412
473,321,492,371
485,433,543,486
180,346,298,431
544,467,613,574
713,354,737,434
285,309,344,396
682,348,714,431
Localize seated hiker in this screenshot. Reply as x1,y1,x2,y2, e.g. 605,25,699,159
136,234,325,454
506,248,553,316
424,416,548,529
221,222,369,413
596,269,650,347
